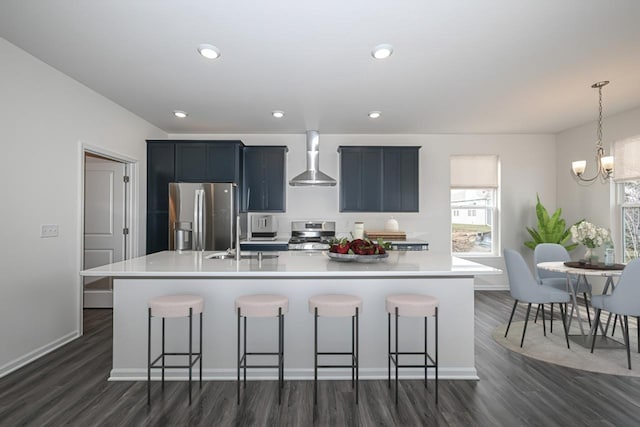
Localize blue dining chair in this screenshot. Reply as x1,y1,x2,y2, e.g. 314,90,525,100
504,249,571,348
534,243,593,328
590,258,640,369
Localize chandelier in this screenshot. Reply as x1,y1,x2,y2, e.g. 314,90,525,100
571,81,614,184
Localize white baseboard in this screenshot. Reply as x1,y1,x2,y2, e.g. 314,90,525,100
109,367,479,381
84,290,113,308
475,284,508,291
0,331,79,378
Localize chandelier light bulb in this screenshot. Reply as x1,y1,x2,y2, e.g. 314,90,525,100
572,160,586,176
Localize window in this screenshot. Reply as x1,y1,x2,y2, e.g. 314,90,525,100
618,181,640,262
613,135,640,262
450,155,499,256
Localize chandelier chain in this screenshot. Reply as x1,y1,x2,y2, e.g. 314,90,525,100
597,85,603,149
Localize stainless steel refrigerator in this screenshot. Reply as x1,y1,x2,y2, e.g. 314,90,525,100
169,182,241,251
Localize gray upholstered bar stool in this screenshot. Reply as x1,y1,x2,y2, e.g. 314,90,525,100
386,293,438,405
235,294,289,405
147,294,204,406
308,293,362,405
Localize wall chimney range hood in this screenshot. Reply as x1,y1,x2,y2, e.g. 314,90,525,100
289,130,336,186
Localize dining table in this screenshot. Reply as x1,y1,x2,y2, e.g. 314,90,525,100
536,261,625,347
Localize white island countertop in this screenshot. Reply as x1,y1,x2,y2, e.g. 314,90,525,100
81,250,500,278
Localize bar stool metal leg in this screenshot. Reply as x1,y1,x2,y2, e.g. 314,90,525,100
395,306,399,405
435,306,439,405
237,307,241,405
188,307,193,405
162,318,165,389
388,312,391,388
200,312,203,388
351,315,355,388
243,316,247,388
147,307,151,405
355,306,359,405
314,307,318,405
278,307,282,405
425,315,428,389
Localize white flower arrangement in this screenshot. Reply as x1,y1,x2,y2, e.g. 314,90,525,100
570,221,609,249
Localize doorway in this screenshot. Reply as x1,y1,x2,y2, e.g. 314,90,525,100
82,151,132,308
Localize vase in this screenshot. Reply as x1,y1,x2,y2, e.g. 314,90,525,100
583,247,592,262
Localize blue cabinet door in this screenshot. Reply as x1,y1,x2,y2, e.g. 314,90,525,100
175,141,242,183
146,141,176,253
243,146,286,212
382,147,419,212
340,147,383,211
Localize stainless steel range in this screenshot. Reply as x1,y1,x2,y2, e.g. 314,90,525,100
288,221,335,250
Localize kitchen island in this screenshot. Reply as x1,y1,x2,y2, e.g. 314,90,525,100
81,250,499,381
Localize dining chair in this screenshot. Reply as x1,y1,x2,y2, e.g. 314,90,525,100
590,258,640,369
534,243,592,328
504,249,571,348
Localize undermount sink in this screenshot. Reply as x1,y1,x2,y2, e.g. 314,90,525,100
206,252,279,260
242,253,279,260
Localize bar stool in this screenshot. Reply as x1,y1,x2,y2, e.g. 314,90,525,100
235,294,288,405
308,294,362,405
147,294,204,406
386,293,438,405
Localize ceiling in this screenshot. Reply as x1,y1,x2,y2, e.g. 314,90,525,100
1,0,640,135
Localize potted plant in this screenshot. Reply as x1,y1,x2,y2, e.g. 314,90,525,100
524,194,579,251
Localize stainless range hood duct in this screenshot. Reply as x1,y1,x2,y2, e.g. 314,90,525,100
289,130,337,186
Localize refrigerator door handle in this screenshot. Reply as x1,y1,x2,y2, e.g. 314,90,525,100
200,188,206,250
194,188,204,251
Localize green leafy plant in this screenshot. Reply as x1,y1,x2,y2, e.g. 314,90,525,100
524,194,580,251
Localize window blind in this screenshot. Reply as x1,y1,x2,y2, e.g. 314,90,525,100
450,155,499,188
613,135,640,182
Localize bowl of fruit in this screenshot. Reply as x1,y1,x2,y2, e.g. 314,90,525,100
327,238,391,262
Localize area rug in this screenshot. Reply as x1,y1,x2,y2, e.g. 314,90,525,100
492,320,640,377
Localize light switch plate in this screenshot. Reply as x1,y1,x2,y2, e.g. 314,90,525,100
41,224,59,238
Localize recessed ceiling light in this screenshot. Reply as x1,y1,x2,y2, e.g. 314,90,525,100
198,44,221,59
272,110,285,118
368,111,382,119
371,44,393,60
173,110,188,118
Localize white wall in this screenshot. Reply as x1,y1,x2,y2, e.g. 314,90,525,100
0,38,165,376
169,132,557,288
556,105,640,251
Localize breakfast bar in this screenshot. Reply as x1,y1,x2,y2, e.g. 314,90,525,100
81,250,499,382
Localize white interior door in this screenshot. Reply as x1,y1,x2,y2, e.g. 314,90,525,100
83,154,127,308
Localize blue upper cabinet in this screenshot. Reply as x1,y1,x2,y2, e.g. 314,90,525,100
243,146,287,212
175,141,243,183
339,146,420,212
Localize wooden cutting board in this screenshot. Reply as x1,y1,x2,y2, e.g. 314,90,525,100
365,231,407,241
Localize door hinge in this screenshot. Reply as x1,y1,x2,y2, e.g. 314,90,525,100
123,227,129,235
123,175,130,183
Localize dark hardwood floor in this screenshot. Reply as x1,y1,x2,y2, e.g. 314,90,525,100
2,292,640,426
